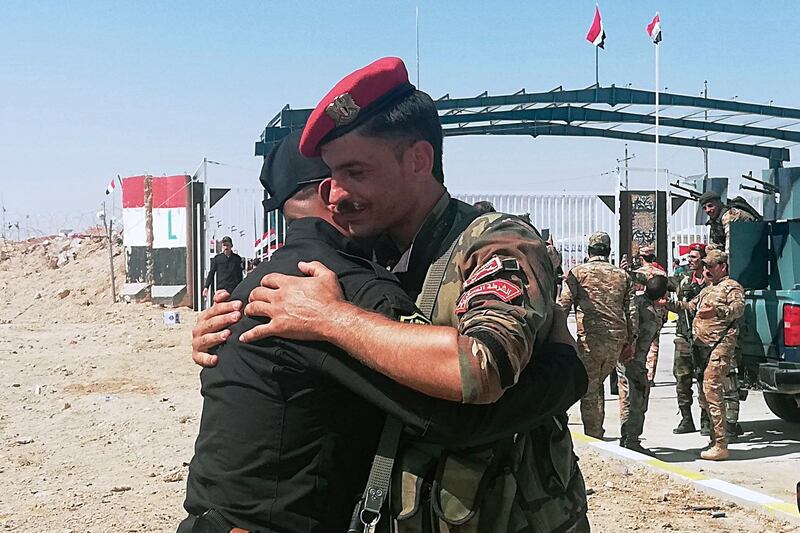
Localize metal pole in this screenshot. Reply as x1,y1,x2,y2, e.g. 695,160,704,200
416,6,420,87
595,46,599,86
1,195,6,241
103,202,117,303
703,80,709,179
654,38,661,258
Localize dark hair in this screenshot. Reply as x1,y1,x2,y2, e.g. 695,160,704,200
473,201,496,214
588,243,610,257
645,275,668,300
354,90,444,183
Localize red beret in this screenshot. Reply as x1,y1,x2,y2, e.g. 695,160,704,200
299,57,415,157
688,242,707,254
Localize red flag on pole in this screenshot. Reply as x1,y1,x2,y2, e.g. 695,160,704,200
105,176,117,195
586,6,606,49
647,13,662,44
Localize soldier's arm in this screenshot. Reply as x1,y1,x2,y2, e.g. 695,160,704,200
241,217,555,404
668,289,700,314
626,274,639,344
721,283,746,321
722,211,732,252
204,256,217,289
557,269,576,312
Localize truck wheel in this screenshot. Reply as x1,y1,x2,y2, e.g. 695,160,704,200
764,392,800,422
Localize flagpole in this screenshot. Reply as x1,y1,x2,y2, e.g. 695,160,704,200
595,46,599,86
654,26,661,260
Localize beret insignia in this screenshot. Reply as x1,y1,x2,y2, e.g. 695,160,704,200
325,93,360,126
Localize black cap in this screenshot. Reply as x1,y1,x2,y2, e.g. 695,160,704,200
698,190,722,205
221,236,232,245
260,129,331,212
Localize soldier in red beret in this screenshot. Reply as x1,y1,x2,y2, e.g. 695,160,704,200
234,57,588,532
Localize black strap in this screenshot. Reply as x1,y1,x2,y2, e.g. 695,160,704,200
356,233,459,529
359,416,404,527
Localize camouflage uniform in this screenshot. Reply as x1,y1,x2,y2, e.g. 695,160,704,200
673,270,706,411
709,206,757,252
670,254,745,451
617,295,664,446
707,206,755,429
633,258,667,383
390,193,588,533
559,233,637,439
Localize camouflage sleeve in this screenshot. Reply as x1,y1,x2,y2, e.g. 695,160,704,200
721,283,745,321
453,215,555,404
557,269,577,313
668,290,700,314
625,273,638,344
722,210,732,252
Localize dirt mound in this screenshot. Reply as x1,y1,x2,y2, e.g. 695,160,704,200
0,235,139,324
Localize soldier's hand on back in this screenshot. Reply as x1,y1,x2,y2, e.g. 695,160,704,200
241,261,345,343
191,290,240,367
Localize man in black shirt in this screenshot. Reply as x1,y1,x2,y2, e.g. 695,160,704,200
180,131,586,532
203,236,244,297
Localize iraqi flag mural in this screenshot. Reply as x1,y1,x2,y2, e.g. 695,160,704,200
585,5,606,49
122,175,190,287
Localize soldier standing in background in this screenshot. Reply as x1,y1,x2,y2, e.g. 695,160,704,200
203,236,244,298
670,250,745,461
634,246,667,387
699,191,758,251
559,231,638,439
671,243,708,434
617,275,669,455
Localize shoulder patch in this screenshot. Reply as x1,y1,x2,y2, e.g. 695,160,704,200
455,279,523,315
464,256,520,288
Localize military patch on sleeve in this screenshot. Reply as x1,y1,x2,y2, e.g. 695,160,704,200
399,312,431,324
464,256,520,288
455,279,523,315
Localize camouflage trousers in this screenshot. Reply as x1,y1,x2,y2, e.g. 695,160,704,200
694,343,734,445
673,335,696,409
577,333,627,438
616,357,651,445
678,337,740,423
646,336,660,382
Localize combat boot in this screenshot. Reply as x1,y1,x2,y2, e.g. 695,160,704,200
621,440,654,457
700,411,711,436
673,407,696,434
700,442,729,461
727,422,744,437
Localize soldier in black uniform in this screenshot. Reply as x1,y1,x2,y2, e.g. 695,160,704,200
203,236,244,297
180,131,587,533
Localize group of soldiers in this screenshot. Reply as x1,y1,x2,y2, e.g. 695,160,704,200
177,54,759,531
552,188,755,461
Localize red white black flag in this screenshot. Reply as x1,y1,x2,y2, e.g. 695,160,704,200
647,13,662,44
585,5,606,49
105,176,119,195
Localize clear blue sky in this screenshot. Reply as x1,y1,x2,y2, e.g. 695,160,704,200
1,1,798,234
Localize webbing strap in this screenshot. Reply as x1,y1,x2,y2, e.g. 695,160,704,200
359,416,404,526
357,236,459,529
417,238,459,318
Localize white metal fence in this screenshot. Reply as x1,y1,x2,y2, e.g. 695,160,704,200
212,187,760,270
456,193,617,269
